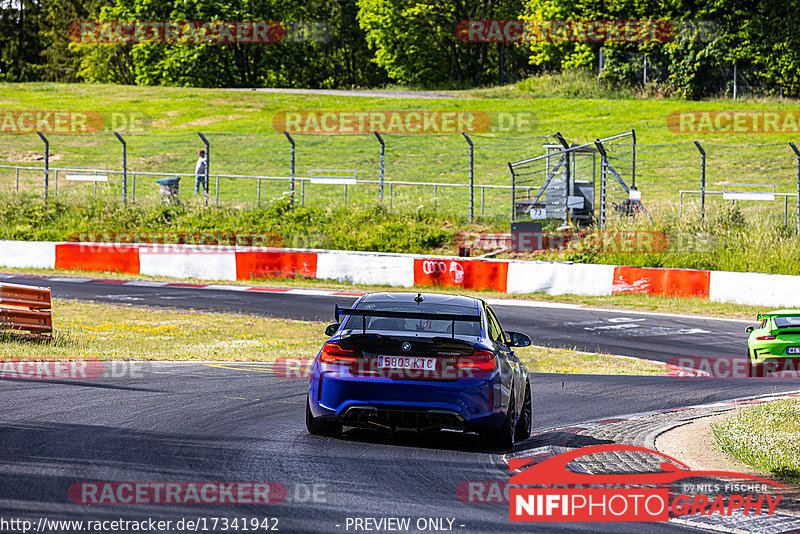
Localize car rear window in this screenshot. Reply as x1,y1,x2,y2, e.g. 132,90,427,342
345,302,481,336
773,316,800,329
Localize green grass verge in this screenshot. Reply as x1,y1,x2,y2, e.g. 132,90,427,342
713,400,800,484
0,299,665,375
3,80,800,214
5,194,800,277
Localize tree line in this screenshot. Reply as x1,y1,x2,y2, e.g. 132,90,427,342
1,0,797,98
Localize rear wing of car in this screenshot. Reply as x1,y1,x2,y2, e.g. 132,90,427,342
334,305,481,338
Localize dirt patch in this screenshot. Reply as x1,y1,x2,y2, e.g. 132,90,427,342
174,114,246,129
2,150,63,163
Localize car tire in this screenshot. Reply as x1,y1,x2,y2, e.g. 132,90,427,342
305,396,342,437
746,349,765,378
514,381,532,441
481,391,516,451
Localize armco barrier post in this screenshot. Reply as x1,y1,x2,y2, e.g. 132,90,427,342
694,141,706,221
790,142,800,234
463,133,474,222
594,139,607,231
631,128,637,188
197,132,212,205
555,132,570,226
37,132,49,203
284,132,295,205
114,132,127,205
375,132,385,203
508,162,516,223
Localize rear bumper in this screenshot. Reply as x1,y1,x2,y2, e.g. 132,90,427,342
748,356,800,376
751,342,800,361
308,368,505,430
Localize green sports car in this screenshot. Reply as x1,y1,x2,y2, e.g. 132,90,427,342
746,310,800,376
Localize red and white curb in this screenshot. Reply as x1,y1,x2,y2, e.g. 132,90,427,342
6,239,800,307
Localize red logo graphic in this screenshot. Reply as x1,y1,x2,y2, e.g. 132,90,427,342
509,444,785,522
413,259,508,292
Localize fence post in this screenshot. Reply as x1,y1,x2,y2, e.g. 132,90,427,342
790,143,800,234
54,170,58,197
15,167,19,192
555,132,570,226
374,132,385,203
631,128,636,188
643,55,647,91
36,132,49,203
694,141,706,220
463,133,474,222
508,162,516,222
114,132,127,205
197,132,211,205
594,140,607,230
283,132,295,205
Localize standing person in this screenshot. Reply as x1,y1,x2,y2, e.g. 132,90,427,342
194,149,207,195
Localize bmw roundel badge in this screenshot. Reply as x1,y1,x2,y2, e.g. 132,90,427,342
402,342,411,352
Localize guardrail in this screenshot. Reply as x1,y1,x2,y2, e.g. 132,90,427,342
0,283,53,336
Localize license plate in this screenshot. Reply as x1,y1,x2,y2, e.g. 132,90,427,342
377,355,436,371
786,347,800,354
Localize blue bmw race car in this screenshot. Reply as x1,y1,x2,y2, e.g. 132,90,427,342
305,292,532,450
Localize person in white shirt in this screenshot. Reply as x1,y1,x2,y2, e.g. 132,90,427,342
194,150,207,194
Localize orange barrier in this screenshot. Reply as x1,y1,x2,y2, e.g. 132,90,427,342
612,266,710,299
0,283,53,335
55,243,140,274
413,258,509,293
235,250,318,280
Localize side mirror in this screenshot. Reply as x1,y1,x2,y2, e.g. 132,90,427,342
507,331,532,348
325,323,339,336
745,325,755,334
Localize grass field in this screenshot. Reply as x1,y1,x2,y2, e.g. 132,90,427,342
3,79,800,220
713,400,800,484
0,299,664,375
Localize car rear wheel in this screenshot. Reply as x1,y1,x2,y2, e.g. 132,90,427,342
481,392,516,451
306,396,342,437
747,349,765,378
514,381,532,441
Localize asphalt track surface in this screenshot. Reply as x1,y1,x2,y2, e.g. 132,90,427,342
2,273,799,534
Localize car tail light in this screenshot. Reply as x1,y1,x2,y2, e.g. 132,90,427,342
756,335,777,340
457,351,497,372
320,342,356,365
